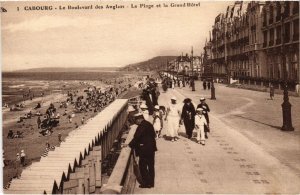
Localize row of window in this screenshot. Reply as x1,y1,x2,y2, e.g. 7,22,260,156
262,2,299,26
263,19,299,47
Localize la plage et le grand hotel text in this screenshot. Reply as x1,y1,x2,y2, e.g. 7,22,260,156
17,2,201,11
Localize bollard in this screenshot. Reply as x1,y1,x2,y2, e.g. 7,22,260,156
211,82,216,100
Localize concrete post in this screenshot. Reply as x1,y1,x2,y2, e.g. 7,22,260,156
103,131,107,159
88,158,96,193
75,168,85,194
82,158,90,194
92,146,102,188
67,169,84,194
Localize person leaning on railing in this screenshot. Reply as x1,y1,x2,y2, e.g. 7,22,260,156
128,113,157,188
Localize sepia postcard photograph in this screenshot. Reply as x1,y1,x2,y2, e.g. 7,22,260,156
1,0,300,194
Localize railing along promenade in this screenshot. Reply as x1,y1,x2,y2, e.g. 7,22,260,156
100,125,137,194
5,99,128,194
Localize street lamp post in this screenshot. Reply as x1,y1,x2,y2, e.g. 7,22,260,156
191,47,195,91
211,79,216,100
166,60,168,78
172,69,175,81
280,6,294,131
183,72,185,87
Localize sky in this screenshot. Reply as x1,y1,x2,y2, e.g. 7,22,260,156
1,1,233,71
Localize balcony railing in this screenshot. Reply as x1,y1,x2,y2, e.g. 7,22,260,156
263,42,267,48
263,21,267,27
293,33,299,41
269,40,274,46
293,6,299,15
283,10,290,18
245,43,260,52
276,38,281,45
269,18,273,24
284,35,290,43
276,15,281,22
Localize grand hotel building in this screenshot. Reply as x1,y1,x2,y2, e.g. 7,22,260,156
205,1,299,89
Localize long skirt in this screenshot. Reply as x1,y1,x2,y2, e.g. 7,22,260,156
184,119,195,138
167,116,179,137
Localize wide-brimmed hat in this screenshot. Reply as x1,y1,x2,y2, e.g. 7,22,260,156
134,113,144,120
196,108,203,113
200,97,205,101
183,98,192,103
171,96,177,101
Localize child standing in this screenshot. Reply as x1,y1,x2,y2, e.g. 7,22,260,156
20,150,26,166
153,105,163,139
195,108,207,145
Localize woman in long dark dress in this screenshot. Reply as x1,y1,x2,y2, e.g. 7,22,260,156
181,98,196,139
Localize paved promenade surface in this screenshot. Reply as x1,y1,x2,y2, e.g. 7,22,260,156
134,82,300,194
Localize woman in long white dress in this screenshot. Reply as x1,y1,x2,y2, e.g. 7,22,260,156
165,96,181,142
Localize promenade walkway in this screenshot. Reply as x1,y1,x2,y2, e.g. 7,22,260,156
134,86,300,194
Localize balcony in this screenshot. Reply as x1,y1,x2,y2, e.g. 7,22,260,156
293,33,299,41
269,18,274,24
276,15,281,22
269,40,274,46
284,36,290,43
263,42,267,48
263,21,267,27
245,43,260,51
293,6,299,15
283,10,290,18
276,38,281,45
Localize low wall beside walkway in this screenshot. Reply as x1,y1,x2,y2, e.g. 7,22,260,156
5,99,128,194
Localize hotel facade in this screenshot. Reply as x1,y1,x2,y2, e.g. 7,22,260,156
203,1,299,89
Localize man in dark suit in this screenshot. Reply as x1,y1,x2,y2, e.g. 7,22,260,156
129,113,157,188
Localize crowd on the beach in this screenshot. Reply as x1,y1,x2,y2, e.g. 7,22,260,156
3,76,141,185
127,73,211,189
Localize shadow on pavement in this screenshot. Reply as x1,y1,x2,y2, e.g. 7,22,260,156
178,132,188,138
234,115,282,130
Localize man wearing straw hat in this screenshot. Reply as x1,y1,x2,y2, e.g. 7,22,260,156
129,113,157,188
